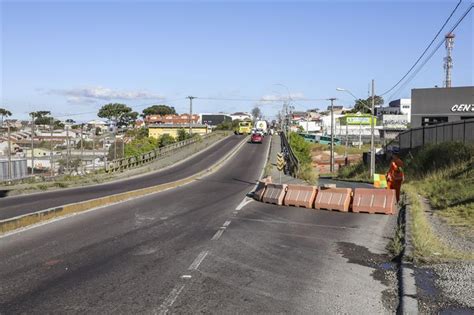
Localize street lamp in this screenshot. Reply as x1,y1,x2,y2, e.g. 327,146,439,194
336,84,376,178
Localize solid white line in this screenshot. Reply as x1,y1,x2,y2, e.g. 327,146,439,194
188,250,209,270
181,275,192,279
156,284,185,315
223,220,231,227
211,229,225,241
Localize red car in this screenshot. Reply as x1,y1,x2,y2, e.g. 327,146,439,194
251,133,263,143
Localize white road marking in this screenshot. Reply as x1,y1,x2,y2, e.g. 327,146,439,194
181,275,192,279
188,250,209,270
235,197,253,211
156,284,185,315
211,229,225,241
223,220,231,227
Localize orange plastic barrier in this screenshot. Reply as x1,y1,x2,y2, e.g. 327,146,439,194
262,183,287,206
283,185,318,208
314,188,352,212
253,176,272,201
352,188,397,215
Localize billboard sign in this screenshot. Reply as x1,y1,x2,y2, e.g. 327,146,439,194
343,115,376,125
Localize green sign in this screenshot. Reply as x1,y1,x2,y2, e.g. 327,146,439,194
343,115,376,126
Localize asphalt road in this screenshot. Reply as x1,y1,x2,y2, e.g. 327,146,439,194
0,135,243,220
0,136,398,313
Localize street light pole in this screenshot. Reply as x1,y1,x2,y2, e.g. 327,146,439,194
370,79,375,177
187,96,196,136
328,98,337,173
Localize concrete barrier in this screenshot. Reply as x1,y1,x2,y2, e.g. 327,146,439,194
262,183,287,206
352,188,397,215
314,187,352,212
253,176,272,201
283,184,317,208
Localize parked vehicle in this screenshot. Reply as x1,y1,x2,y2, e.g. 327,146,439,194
298,133,341,145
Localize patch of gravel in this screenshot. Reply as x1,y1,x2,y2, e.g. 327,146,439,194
432,262,474,308
421,197,474,253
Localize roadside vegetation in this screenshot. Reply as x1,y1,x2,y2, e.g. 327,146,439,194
288,132,318,184
336,141,474,261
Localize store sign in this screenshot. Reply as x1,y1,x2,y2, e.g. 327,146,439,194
451,104,474,112
345,116,375,125
383,115,408,129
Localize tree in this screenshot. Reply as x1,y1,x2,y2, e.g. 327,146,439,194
30,111,51,125
251,106,262,120
98,103,138,128
65,119,76,124
159,134,175,147
0,108,12,127
351,96,384,114
142,105,177,118
177,129,192,142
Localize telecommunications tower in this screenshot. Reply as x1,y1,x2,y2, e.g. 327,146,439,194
443,32,455,88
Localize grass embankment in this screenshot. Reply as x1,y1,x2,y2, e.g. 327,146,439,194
311,143,371,156
289,132,318,184
336,141,474,261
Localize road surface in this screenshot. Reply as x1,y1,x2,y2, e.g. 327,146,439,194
0,136,398,313
0,135,243,220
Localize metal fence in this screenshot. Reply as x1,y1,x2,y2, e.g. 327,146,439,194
0,159,28,181
105,133,217,173
280,132,300,177
397,118,474,151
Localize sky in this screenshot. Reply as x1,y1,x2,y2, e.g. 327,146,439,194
1,0,473,122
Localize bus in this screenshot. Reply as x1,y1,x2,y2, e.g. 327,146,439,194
235,121,252,135
298,133,341,145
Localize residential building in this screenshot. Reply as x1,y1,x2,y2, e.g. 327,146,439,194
145,114,200,125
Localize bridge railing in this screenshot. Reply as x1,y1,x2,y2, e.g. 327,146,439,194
397,118,474,152
280,131,300,177
105,132,218,173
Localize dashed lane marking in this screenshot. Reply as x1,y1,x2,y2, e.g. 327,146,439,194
188,250,209,270
156,284,185,315
211,229,225,241
223,220,231,227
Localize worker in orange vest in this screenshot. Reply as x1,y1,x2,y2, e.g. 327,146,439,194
386,147,404,203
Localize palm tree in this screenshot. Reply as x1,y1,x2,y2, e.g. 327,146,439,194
0,108,12,127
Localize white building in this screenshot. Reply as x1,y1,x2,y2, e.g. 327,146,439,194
230,112,252,121
377,99,411,123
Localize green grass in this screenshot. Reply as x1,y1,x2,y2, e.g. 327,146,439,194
263,162,273,178
311,143,371,155
297,163,318,185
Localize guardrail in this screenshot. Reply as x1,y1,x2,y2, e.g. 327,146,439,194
280,131,300,177
105,132,219,173
397,118,474,151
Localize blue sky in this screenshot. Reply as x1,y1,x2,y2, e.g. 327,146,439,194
1,0,472,121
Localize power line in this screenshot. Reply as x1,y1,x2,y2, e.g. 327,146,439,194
380,0,463,96
197,97,328,102
386,4,473,102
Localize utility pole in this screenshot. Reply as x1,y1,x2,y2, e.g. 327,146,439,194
187,96,196,135
7,122,12,179
30,114,35,175
50,118,54,177
92,134,96,172
80,124,84,174
66,126,70,173
328,98,337,173
370,79,375,178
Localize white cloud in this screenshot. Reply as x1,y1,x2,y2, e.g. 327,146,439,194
48,86,166,103
260,92,305,102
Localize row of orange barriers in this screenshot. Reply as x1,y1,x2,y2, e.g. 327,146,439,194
254,177,396,215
